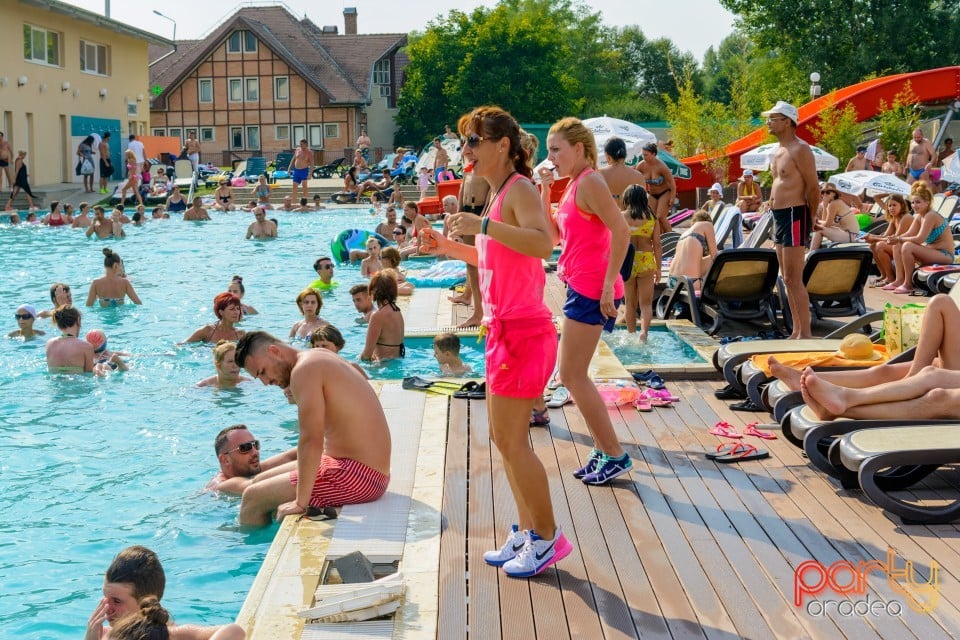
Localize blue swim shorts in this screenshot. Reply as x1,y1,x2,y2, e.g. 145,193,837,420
563,286,622,332
292,167,310,184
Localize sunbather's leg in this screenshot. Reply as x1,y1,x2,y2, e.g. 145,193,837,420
908,293,960,375
801,365,960,420
769,357,911,392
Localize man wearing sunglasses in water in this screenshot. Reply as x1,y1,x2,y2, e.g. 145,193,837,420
207,424,296,495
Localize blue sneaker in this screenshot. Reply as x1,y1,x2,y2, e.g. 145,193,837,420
502,527,573,578
572,448,601,479
581,453,633,485
483,524,527,567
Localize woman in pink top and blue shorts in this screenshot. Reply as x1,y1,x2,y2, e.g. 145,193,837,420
420,106,571,579
540,117,632,486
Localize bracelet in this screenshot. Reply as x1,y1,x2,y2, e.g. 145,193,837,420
480,216,490,235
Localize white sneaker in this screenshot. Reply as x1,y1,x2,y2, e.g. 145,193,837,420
502,527,573,578
483,525,527,567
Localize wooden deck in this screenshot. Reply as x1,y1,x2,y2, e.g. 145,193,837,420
434,274,960,639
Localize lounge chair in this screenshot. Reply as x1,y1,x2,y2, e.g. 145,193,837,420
242,157,267,181
271,152,294,179
172,159,195,191
667,208,695,226
713,205,743,249
795,246,873,323
741,211,773,249
656,248,781,335
836,425,960,523
313,157,346,179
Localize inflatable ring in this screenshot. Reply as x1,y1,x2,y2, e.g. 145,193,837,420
329,229,390,264
406,259,468,288
596,380,643,407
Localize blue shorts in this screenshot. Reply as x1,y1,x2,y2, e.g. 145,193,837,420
563,286,622,332
292,167,310,184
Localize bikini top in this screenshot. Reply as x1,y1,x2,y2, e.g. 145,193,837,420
925,216,948,244
646,175,664,186
630,218,656,238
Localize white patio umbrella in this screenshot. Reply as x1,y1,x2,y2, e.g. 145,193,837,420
595,134,645,169
582,116,657,146
941,152,960,183
827,170,911,197
740,142,839,171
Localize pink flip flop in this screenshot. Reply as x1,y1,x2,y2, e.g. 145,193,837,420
743,422,778,440
635,398,653,412
709,421,742,439
892,286,915,294
881,283,899,291
645,388,680,403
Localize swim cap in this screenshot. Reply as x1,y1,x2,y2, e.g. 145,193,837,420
17,304,36,319
86,329,107,352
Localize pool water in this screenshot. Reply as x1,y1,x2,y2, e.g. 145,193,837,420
350,335,486,378
601,326,706,366
0,207,446,639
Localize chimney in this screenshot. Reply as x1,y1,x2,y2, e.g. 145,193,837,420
344,7,357,35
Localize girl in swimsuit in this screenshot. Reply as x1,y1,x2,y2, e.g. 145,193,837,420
886,181,955,294
166,185,187,212
289,288,328,339
120,150,143,207
85,247,143,308
359,237,383,278
255,174,272,207
621,184,660,341
668,211,718,290
361,270,405,361
183,292,246,343
213,181,235,211
227,275,258,315
418,106,570,577
864,195,913,287
810,185,861,249
638,142,676,233
42,201,67,227
197,340,252,388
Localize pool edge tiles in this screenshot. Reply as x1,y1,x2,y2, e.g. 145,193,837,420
239,383,446,640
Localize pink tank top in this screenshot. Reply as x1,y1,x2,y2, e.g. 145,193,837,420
556,168,624,300
477,173,551,323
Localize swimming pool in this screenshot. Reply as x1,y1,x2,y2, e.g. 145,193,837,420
601,324,708,367
0,207,437,639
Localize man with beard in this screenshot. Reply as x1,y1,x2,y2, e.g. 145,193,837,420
206,424,296,494
234,331,391,526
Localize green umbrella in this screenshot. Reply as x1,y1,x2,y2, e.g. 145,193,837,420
626,149,691,179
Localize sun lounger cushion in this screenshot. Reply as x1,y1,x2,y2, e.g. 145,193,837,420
751,346,889,376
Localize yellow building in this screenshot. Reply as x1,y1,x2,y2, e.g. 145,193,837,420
0,0,170,186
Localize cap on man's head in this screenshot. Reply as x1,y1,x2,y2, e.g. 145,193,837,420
709,182,723,194
761,101,799,126
742,169,754,178
17,304,36,319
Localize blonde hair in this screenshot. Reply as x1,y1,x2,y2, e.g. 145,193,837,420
547,117,597,169
910,181,934,207
212,340,236,366
295,288,322,313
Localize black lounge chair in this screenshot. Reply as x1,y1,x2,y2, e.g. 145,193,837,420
837,425,960,523
779,247,873,333
313,157,346,179
656,248,781,335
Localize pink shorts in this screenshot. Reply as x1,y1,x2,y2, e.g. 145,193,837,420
290,455,389,508
485,317,558,398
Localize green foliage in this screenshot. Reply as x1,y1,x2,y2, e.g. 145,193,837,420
809,102,861,175
876,83,922,166
665,70,737,183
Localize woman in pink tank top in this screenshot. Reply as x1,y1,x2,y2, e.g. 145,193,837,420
420,106,572,578
540,117,632,486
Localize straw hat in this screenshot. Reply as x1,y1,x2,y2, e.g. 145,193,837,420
837,334,880,360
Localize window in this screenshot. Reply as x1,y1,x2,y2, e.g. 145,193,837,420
185,128,197,140
153,128,166,136
230,127,243,149
228,78,243,102
274,76,289,101
246,126,260,150
23,24,61,66
126,102,138,117
227,30,257,53
323,123,339,139
292,125,306,145
309,125,322,148
245,78,259,102
198,78,213,103
379,84,391,97
80,40,108,75
373,59,391,85
169,128,182,140
275,125,289,143
200,127,215,142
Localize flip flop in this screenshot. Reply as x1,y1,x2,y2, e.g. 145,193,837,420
631,369,656,383
645,388,680,403
713,442,770,463
466,381,487,399
709,421,742,439
705,443,739,459
644,373,667,390
892,286,915,294
545,386,572,408
452,381,480,399
634,398,652,412
730,399,765,412
881,282,900,291
743,422,778,440
714,384,746,400
529,408,550,427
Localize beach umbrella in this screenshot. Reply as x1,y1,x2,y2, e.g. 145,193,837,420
941,152,960,183
582,116,657,146
740,142,839,171
595,134,645,169
827,170,911,197
658,149,691,179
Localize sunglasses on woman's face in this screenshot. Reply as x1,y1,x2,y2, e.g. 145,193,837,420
465,134,487,148
15,313,32,320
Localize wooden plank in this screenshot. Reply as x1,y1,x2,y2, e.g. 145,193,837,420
437,397,468,639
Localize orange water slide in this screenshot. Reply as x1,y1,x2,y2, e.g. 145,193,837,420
678,66,960,192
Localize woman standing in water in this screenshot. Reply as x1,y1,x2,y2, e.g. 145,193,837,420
539,117,631,485
420,105,570,578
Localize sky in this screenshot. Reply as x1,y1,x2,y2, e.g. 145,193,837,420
65,0,737,62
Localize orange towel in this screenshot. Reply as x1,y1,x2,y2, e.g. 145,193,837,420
752,345,889,377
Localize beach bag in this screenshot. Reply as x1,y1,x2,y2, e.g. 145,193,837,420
75,159,83,176
882,302,925,355
81,158,95,175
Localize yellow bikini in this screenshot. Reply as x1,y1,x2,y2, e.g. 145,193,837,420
629,219,657,278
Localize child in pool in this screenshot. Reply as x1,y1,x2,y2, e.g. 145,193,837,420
433,332,472,376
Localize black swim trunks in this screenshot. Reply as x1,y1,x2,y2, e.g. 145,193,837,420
99,158,114,178
772,205,811,248
0,159,8,168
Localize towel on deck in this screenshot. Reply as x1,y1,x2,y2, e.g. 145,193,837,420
751,345,889,377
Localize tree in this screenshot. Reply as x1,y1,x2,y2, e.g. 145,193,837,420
665,70,737,183
809,102,861,175
876,83,922,166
